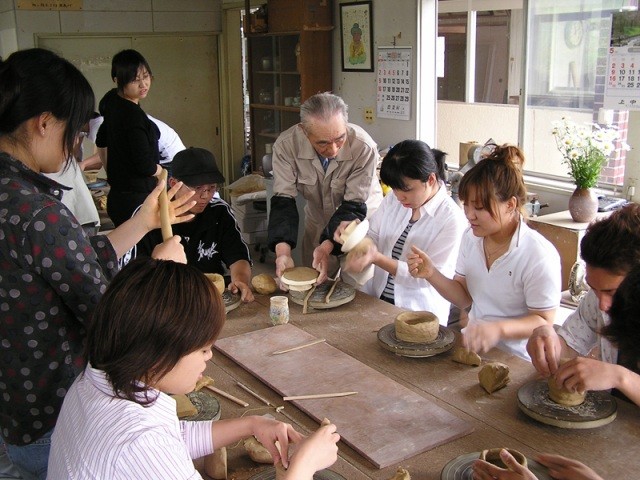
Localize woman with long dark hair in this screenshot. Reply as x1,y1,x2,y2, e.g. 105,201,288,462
0,48,193,478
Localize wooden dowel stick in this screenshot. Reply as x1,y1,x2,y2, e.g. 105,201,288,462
236,382,271,406
283,391,358,401
158,168,173,241
271,338,326,355
325,279,339,303
302,285,316,314
203,384,249,407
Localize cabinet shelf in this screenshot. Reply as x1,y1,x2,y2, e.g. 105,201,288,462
245,0,333,171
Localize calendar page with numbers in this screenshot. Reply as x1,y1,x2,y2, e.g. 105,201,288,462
604,46,640,110
376,47,412,120
604,10,640,110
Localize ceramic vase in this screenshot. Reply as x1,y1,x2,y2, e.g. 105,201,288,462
568,187,598,223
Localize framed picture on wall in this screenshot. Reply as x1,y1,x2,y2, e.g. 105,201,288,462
340,1,374,72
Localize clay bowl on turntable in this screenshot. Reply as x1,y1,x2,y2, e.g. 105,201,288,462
480,448,528,469
394,311,440,344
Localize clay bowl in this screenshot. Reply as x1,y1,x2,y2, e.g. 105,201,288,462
479,448,528,469
205,273,225,295
394,311,440,344
84,170,100,183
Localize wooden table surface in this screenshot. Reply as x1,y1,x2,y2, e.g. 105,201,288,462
203,292,639,480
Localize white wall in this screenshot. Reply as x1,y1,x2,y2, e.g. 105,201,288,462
331,0,427,150
3,0,221,53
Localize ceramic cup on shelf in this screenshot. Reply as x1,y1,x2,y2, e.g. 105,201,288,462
284,97,293,106
261,56,271,70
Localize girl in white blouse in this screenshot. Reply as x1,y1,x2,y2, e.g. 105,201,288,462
342,140,466,325
48,258,338,479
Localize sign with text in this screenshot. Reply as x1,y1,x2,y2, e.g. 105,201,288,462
17,0,82,10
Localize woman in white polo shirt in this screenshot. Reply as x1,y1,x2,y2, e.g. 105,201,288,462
408,144,561,359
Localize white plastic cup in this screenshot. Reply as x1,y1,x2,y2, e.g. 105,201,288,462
270,296,289,325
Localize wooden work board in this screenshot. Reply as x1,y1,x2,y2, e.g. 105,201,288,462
215,324,473,469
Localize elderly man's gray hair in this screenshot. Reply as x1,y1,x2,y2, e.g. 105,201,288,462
300,92,349,128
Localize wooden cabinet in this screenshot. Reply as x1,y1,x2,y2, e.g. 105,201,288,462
528,210,611,291
245,0,333,171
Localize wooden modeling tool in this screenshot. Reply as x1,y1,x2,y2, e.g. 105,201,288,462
158,168,172,240
283,391,358,401
203,384,249,407
271,338,326,355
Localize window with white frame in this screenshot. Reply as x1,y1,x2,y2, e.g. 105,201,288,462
436,0,636,188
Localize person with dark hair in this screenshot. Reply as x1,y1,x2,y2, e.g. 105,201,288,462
48,258,340,478
96,49,163,226
527,204,640,406
134,147,254,302
268,92,383,285
341,140,466,323
0,48,194,478
408,144,561,359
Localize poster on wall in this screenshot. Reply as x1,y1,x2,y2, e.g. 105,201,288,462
604,10,640,110
376,47,412,121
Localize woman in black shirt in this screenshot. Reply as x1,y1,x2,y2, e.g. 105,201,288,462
97,49,162,226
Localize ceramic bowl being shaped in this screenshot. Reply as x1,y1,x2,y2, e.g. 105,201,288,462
394,311,440,343
480,448,528,469
205,273,225,295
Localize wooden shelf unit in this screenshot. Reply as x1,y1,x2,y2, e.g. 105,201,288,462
245,0,333,171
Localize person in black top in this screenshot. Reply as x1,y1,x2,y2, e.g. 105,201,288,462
135,147,255,302
97,49,162,226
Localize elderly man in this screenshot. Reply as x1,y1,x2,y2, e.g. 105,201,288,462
268,92,383,284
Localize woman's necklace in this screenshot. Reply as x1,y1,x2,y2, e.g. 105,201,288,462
483,237,511,261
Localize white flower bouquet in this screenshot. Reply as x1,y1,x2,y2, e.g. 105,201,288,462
551,117,627,189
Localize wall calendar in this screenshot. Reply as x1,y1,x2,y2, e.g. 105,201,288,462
376,47,412,120
604,11,640,110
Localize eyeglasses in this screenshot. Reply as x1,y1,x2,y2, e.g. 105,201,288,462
184,183,218,198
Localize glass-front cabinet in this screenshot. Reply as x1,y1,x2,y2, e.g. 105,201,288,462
245,0,333,171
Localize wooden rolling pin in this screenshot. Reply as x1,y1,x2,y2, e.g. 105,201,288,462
158,168,172,240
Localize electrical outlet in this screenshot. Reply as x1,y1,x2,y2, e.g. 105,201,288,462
364,107,374,124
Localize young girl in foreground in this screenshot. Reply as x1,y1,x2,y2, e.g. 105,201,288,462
48,258,339,479
408,144,561,359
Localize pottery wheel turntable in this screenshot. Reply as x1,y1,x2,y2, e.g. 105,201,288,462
377,323,455,358
223,290,242,313
288,281,355,310
517,379,617,429
181,391,221,422
249,467,345,480
440,452,552,480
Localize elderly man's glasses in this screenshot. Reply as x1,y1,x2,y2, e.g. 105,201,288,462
184,183,218,198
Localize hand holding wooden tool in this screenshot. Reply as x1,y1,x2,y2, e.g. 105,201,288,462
158,168,172,241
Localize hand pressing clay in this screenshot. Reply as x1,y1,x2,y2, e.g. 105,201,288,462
547,358,586,406
451,347,481,366
275,418,333,479
478,362,510,394
251,273,278,295
388,466,411,479
243,436,273,464
345,236,374,260
205,273,225,295
480,448,527,468
394,311,439,343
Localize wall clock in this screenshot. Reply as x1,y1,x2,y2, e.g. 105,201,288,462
564,20,584,48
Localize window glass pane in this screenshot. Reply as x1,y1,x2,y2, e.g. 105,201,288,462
523,0,633,186
475,10,511,104
438,12,467,101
